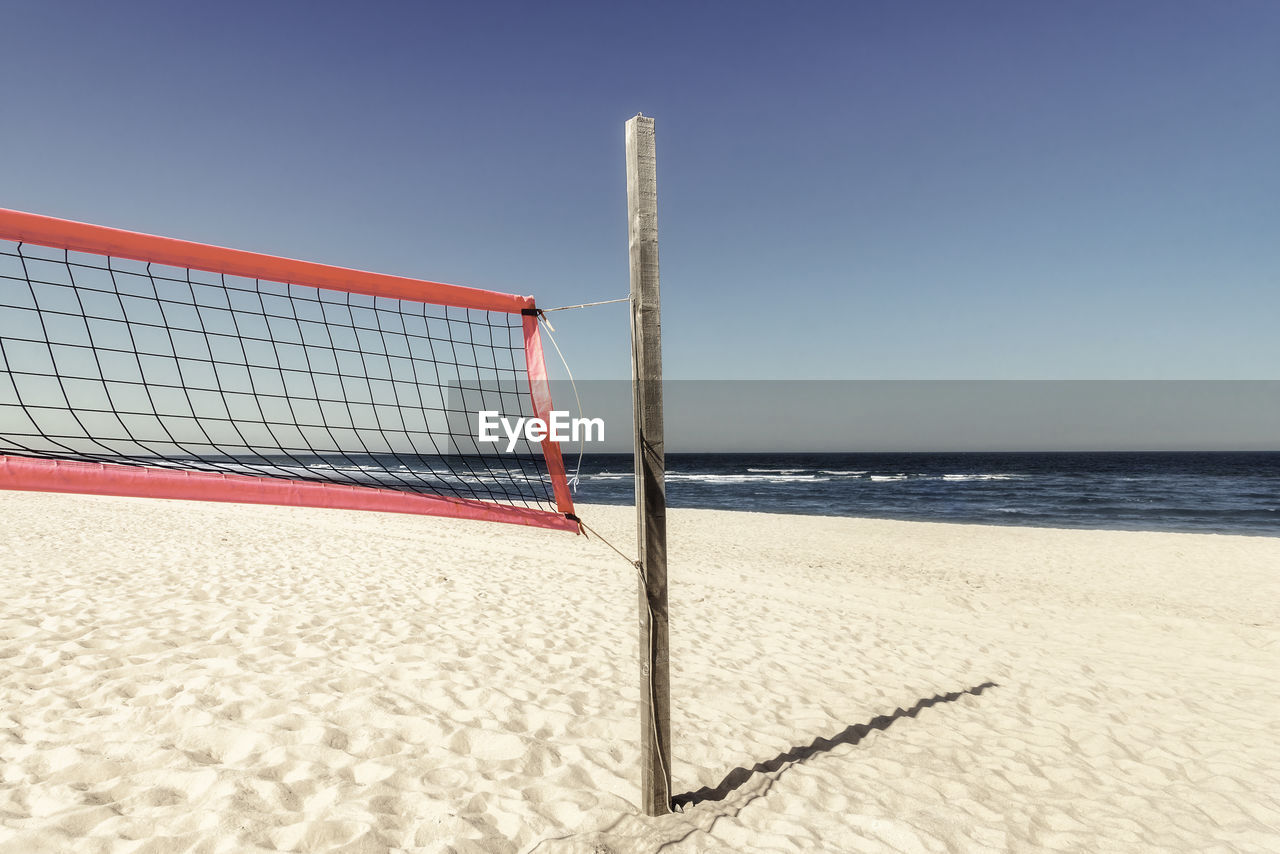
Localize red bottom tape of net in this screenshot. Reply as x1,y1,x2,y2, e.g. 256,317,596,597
0,455,579,532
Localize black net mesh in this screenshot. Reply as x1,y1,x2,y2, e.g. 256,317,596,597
0,240,558,511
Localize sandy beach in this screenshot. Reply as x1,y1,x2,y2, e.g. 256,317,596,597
1,492,1277,853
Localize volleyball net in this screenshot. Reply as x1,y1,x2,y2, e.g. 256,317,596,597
0,208,577,532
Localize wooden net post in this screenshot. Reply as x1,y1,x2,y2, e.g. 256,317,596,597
625,113,671,816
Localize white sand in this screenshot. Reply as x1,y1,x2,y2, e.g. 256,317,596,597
1,493,1277,853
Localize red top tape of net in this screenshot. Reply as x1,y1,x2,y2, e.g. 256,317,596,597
0,208,535,313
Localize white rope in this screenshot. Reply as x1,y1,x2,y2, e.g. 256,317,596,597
541,295,630,313
577,517,674,812
536,294,673,811
537,315,584,491
542,307,673,812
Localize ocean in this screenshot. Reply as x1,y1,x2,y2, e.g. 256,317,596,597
567,452,1280,537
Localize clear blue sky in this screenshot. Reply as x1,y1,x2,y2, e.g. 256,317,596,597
3,0,1276,381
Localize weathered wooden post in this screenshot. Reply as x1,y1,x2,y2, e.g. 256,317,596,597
625,113,671,816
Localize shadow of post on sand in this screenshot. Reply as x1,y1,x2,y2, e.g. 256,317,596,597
673,681,999,809
528,682,1001,853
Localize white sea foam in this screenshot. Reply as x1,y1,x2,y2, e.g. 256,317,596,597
589,471,829,484
941,474,1021,481
869,474,908,482
666,473,827,484
819,470,868,476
